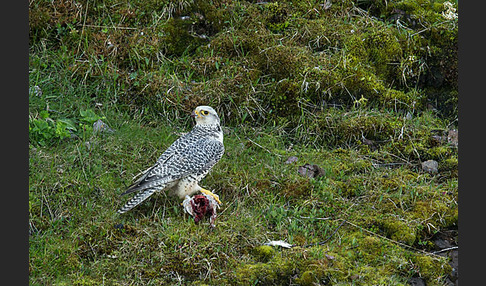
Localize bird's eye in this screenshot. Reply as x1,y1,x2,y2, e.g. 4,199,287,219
201,110,209,116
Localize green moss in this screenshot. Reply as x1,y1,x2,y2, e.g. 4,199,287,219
360,236,384,257
445,207,458,227
389,0,458,91
295,256,333,285
29,0,458,284
159,253,201,280
260,2,291,33
313,110,404,147
67,277,99,286
380,219,416,245
280,177,313,198
296,270,318,286
163,18,205,56
290,16,350,52
252,245,276,262
255,45,310,81
426,146,454,161
347,27,402,81
269,79,300,117
332,176,365,198
234,258,296,285
440,156,458,175
383,89,424,109
30,0,458,122
411,200,457,236
411,254,452,282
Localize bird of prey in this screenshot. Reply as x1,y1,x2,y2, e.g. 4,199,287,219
117,106,224,214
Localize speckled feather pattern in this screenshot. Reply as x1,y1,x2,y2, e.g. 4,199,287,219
117,107,224,214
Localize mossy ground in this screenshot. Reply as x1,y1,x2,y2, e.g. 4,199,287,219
29,0,457,285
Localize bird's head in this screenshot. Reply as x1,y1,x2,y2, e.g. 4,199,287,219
191,106,220,125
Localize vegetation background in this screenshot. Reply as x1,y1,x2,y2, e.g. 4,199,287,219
29,0,458,285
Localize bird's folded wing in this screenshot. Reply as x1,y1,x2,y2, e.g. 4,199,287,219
121,138,223,195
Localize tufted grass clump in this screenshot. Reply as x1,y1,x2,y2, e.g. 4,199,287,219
29,0,457,125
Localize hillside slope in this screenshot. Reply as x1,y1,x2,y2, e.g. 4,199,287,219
29,0,458,285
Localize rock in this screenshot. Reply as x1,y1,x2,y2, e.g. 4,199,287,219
431,230,458,284
449,249,458,284
29,85,42,97
433,237,453,249
325,254,335,260
361,137,377,150
447,130,458,147
298,163,325,178
285,156,298,164
430,135,446,145
362,138,374,146
93,119,114,134
114,223,124,230
432,229,457,250
421,160,438,174
409,277,426,286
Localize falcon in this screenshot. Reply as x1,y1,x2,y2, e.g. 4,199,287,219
117,106,224,214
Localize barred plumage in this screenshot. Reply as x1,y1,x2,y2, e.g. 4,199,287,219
117,106,224,214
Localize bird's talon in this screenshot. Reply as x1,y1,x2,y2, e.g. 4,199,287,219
200,189,222,205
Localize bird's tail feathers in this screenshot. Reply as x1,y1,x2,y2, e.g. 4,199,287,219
117,188,157,214
120,174,174,196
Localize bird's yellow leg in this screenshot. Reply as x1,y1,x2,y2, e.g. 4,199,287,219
200,188,222,205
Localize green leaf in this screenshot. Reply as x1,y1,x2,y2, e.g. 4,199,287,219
57,118,77,132
80,109,101,124
39,110,50,119
55,121,72,139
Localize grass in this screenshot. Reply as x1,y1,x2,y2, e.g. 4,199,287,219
29,0,458,285
29,112,457,285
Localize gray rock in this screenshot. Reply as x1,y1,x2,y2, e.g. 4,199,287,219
298,163,325,178
409,277,426,286
421,160,438,174
29,85,42,97
93,119,114,134
285,156,298,164
447,130,458,147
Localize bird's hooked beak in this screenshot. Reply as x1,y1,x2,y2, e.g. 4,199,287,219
190,110,199,118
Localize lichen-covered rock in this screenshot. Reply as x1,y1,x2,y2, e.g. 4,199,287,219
421,160,439,174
